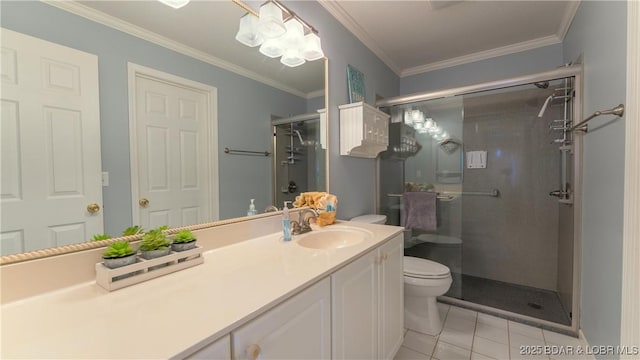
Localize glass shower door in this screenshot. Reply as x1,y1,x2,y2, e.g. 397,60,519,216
380,77,577,328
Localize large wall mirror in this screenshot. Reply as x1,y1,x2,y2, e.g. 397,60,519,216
0,0,328,262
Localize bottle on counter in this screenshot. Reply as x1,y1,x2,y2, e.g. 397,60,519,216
247,199,257,216
282,201,292,241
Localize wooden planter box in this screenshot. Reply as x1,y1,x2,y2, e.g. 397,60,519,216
95,245,204,291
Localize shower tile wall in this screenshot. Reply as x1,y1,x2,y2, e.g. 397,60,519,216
461,89,561,291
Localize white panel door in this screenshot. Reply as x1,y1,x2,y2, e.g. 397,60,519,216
133,71,213,229
1,28,102,254
378,234,405,360
332,249,379,360
232,278,331,360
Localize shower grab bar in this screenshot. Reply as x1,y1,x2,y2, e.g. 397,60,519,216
224,147,271,157
387,193,454,200
570,104,625,133
387,189,499,199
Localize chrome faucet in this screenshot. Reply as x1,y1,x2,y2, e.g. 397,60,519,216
291,209,318,235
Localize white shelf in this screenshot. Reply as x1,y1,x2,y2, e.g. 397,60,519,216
339,102,390,158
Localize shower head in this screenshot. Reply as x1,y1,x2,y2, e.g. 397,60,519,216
294,130,315,146
538,95,554,118
534,81,550,89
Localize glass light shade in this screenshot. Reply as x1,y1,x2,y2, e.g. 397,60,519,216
413,122,424,130
158,0,190,9
404,111,413,124
411,109,424,123
259,38,284,58
235,13,264,47
302,33,324,61
424,118,434,129
258,2,286,39
281,48,305,67
279,19,305,67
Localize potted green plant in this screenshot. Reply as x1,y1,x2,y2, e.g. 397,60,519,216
139,226,171,269
122,225,144,236
92,234,111,241
172,229,197,252
102,240,137,269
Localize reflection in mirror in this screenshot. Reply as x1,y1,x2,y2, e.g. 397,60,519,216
0,0,327,260
272,111,327,207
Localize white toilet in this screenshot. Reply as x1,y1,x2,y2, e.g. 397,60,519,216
350,214,387,224
350,214,453,336
404,256,452,335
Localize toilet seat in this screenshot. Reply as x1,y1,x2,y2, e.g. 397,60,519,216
404,256,451,279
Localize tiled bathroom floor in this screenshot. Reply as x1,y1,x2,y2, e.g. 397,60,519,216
395,303,590,360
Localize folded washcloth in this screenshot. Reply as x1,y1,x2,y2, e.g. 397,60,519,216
293,192,338,226
402,191,437,232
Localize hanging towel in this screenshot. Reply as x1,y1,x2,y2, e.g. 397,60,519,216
402,191,437,232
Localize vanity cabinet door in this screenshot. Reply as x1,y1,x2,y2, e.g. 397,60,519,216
378,234,404,360
331,249,379,360
332,234,404,360
232,278,331,360
186,334,231,360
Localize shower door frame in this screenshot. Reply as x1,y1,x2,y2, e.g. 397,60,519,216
377,65,584,336
271,113,324,207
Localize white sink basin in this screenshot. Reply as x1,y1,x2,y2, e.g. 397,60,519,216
296,227,372,250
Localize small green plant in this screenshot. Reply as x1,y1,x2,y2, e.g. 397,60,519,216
92,234,111,241
173,230,196,244
103,241,135,259
122,225,144,236
139,226,170,251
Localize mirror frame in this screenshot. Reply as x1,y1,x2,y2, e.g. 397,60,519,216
0,1,330,265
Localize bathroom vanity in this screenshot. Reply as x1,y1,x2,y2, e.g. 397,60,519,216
0,218,404,359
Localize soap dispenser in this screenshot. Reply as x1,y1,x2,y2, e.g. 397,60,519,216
282,201,292,241
247,199,257,216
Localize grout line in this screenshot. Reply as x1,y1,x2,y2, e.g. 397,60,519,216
507,320,512,360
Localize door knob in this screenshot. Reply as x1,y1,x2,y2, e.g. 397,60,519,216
87,203,100,214
139,198,150,207
247,344,261,360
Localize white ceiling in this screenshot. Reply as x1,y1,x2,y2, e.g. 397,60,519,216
319,0,580,77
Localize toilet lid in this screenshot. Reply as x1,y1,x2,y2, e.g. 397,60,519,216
350,214,387,224
404,256,450,279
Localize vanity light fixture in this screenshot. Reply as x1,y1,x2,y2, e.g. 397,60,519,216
157,0,190,9
234,0,324,67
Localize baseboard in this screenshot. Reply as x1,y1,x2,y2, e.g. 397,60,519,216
579,329,598,360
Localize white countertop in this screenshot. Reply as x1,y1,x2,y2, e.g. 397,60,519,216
1,221,402,359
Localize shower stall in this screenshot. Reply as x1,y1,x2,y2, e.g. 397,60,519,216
272,113,326,207
377,65,583,334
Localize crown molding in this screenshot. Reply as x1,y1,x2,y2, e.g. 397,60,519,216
306,88,326,99
41,0,309,98
318,0,402,75
558,0,581,40
401,35,562,78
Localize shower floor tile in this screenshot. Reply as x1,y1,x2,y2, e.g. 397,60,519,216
459,274,571,326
